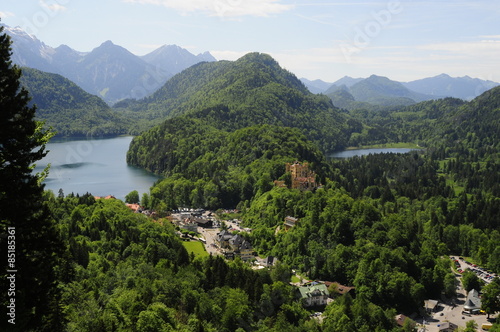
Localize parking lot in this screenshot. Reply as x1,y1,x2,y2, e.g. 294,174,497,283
452,256,497,285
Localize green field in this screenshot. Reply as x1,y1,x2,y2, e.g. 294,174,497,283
182,240,209,258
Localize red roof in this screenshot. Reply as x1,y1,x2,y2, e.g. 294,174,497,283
126,203,141,212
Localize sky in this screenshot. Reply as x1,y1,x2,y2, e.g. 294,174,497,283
1,0,500,83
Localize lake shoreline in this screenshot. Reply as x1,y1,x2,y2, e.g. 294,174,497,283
344,142,422,150
329,147,423,159
34,136,160,200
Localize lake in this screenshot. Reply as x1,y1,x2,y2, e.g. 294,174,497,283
34,136,161,200
329,148,420,159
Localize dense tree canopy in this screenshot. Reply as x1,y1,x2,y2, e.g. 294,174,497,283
20,67,130,137
0,24,64,331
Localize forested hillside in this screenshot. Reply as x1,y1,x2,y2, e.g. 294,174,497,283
238,88,500,330
44,192,326,331
120,53,354,152
346,86,500,149
128,120,327,210
20,67,129,137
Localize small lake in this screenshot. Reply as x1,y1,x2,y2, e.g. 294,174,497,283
34,136,161,200
329,148,420,159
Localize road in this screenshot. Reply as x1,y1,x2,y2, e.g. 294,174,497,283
198,226,222,256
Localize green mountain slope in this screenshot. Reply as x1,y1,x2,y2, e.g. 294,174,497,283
128,119,326,209
446,86,500,143
126,53,351,209
20,67,129,137
122,53,352,152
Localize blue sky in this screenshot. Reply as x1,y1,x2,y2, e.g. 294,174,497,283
1,0,500,82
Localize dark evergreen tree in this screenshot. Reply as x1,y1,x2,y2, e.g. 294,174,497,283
0,23,64,331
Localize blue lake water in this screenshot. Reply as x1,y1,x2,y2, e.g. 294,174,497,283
34,136,161,200
329,148,420,159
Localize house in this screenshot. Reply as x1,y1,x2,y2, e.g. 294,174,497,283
284,216,298,230
217,232,254,261
298,283,329,307
94,195,116,200
239,240,254,261
228,233,244,251
324,281,355,297
217,230,234,248
180,217,198,233
194,217,212,228
438,322,458,332
424,299,439,313
126,203,141,212
264,256,279,267
395,314,415,329
463,289,481,313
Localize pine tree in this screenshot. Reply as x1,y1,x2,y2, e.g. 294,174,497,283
0,23,64,331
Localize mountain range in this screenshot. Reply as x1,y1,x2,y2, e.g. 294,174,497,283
301,74,500,106
2,24,216,104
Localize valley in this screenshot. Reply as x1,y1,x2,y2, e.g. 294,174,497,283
2,22,500,332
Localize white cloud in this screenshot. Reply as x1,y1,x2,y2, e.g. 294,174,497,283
0,11,15,19
416,40,500,58
39,0,68,12
479,35,500,40
123,0,293,17
261,37,500,82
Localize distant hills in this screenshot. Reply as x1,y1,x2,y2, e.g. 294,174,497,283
325,75,436,109
402,73,499,100
301,74,500,109
3,24,216,104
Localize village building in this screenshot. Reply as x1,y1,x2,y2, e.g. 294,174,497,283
284,216,298,230
395,314,414,328
194,217,213,228
424,299,439,314
217,230,234,248
180,217,198,233
125,203,142,212
438,322,458,332
463,289,481,313
216,231,254,261
94,195,116,200
297,282,329,307
239,240,254,261
264,256,279,267
324,281,355,298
